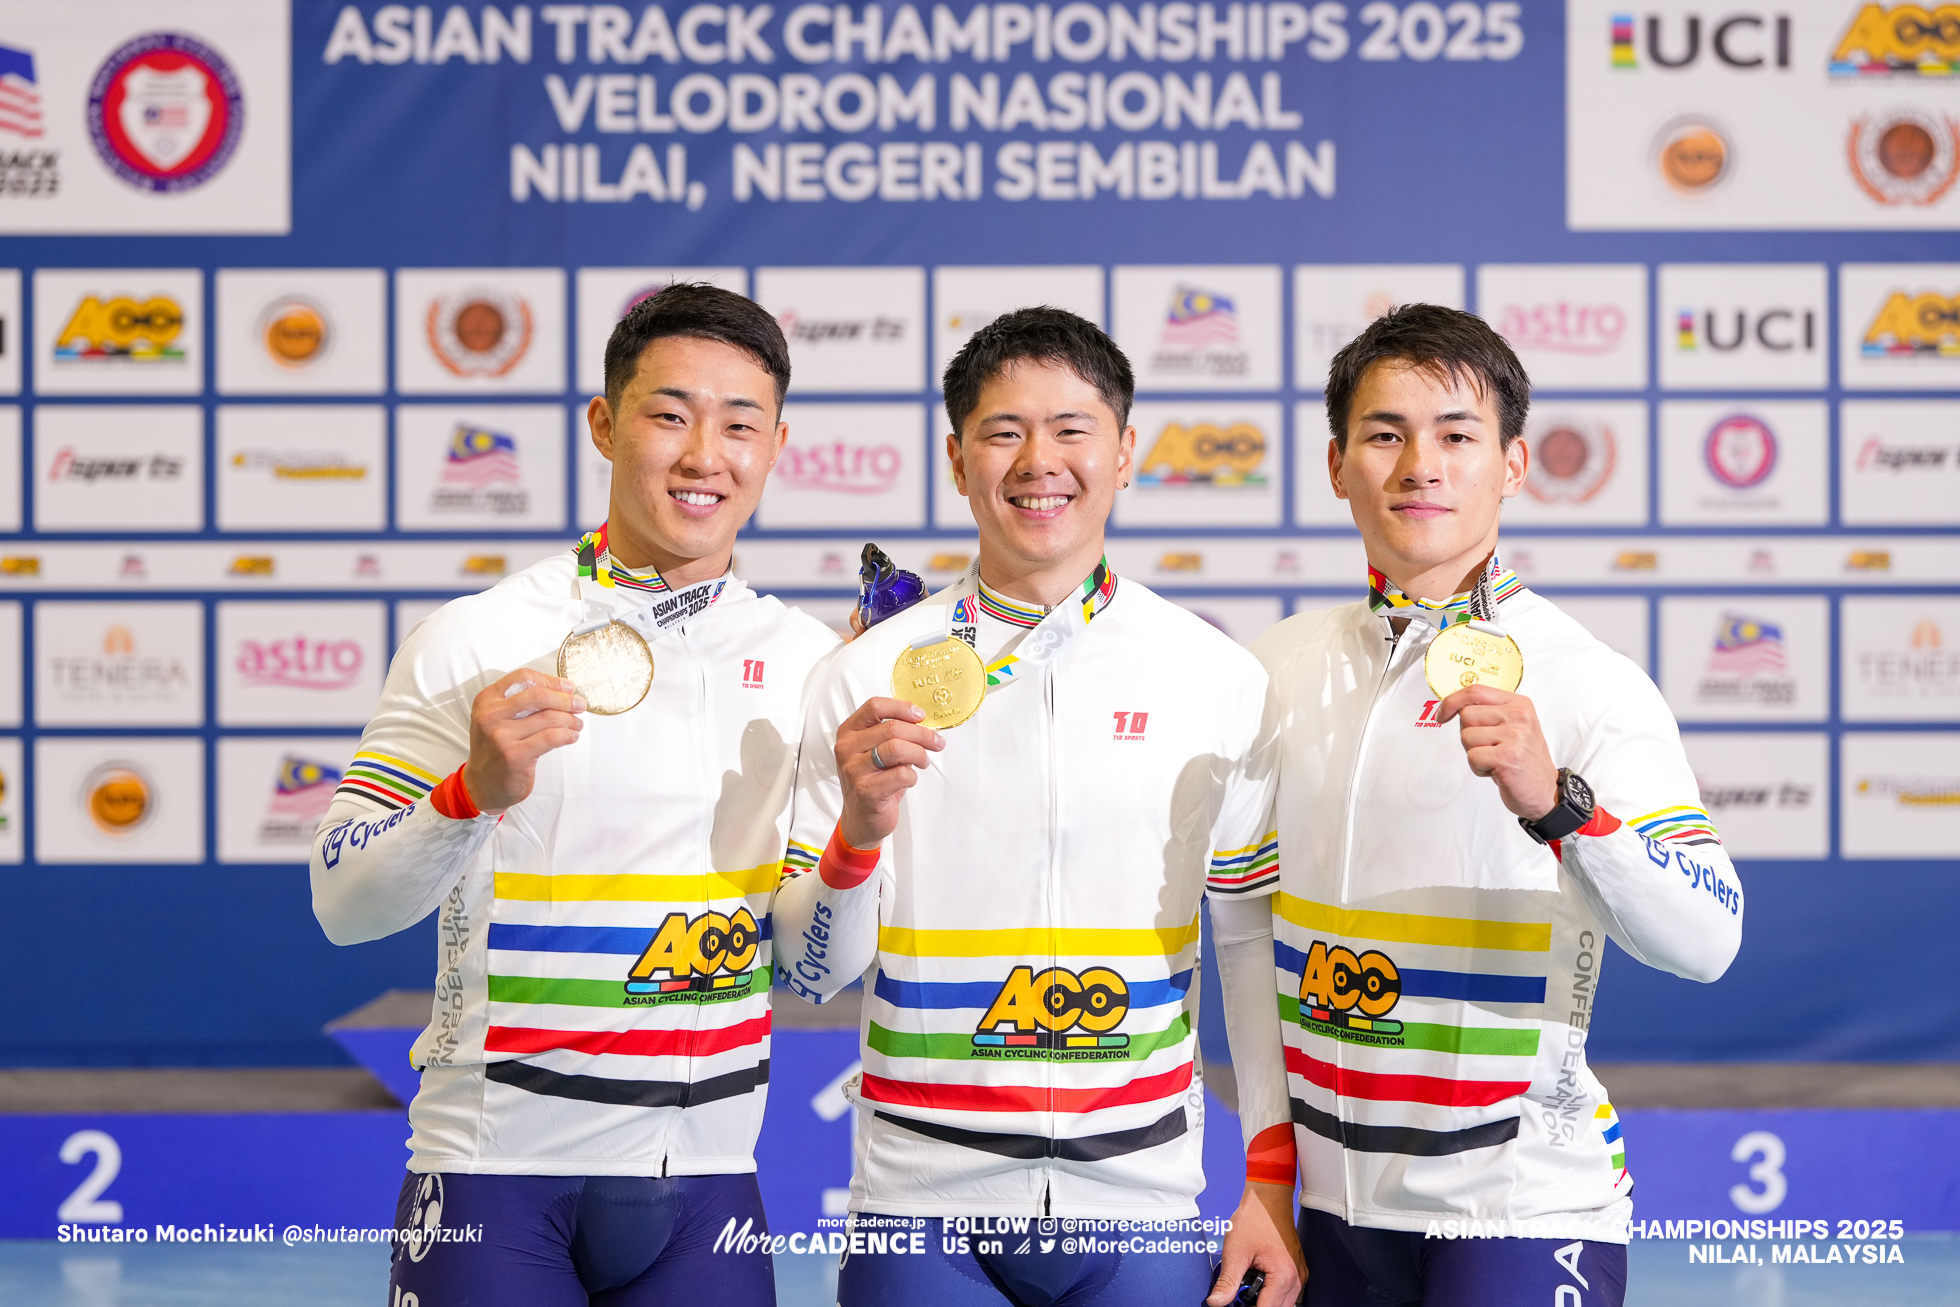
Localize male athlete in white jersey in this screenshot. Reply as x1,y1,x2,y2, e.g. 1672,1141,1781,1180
774,308,1305,1307
1250,305,1743,1305
310,285,837,1304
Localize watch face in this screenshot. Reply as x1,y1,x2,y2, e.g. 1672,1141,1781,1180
1564,770,1595,814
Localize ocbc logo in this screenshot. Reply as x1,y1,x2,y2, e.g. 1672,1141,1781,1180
977,964,1130,1034
627,907,761,981
1299,940,1402,1017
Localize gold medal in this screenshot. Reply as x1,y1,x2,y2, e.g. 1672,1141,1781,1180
1425,622,1524,697
892,636,986,729
557,620,654,715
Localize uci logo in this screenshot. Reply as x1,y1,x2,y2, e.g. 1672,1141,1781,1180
1614,12,1792,68
973,965,1131,1052
625,907,760,997
1299,940,1405,1037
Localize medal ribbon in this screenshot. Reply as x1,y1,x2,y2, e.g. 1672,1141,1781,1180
569,523,727,644
940,556,1118,690
575,522,671,595
1367,553,1521,630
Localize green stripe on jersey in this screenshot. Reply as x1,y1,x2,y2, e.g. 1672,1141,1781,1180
868,1011,1193,1062
1277,993,1539,1057
489,967,771,1009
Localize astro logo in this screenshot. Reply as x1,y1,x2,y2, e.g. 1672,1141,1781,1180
625,908,761,1000
1298,940,1404,1042
972,965,1131,1057
1135,422,1268,487
54,296,185,361
1860,290,1960,356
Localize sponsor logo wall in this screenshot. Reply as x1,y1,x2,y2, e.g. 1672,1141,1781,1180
33,737,203,864
934,265,1104,379
1661,596,1829,722
0,404,19,532
215,405,387,532
1505,402,1650,527
0,269,20,395
1841,731,1960,859
758,404,927,529
216,736,359,864
1114,265,1283,391
32,404,203,531
33,268,203,396
1659,400,1827,526
756,266,925,393
1681,732,1830,860
1840,400,1960,525
1116,401,1284,528
395,268,567,395
214,268,385,395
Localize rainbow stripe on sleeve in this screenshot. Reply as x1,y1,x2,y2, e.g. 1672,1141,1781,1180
1631,805,1721,846
781,839,821,879
1207,832,1279,896
334,751,440,810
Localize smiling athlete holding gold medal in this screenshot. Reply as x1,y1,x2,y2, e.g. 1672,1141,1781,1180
774,308,1305,1307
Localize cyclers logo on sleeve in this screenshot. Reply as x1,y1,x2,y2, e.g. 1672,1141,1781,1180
972,965,1132,1060
1298,941,1405,1046
624,907,761,1004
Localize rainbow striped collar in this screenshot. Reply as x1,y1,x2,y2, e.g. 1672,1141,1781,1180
575,522,670,595
965,557,1118,630
1367,554,1521,629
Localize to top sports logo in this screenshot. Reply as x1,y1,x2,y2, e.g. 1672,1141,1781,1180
87,32,243,193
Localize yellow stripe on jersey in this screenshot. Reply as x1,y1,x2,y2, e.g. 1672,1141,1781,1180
495,863,780,902
353,750,443,784
1273,893,1551,953
880,916,1202,959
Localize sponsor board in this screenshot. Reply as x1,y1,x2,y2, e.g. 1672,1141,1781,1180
1680,731,1828,860
1838,400,1960,525
215,405,386,532
0,404,18,532
32,268,202,395
1114,401,1283,528
1290,400,1348,527
395,404,566,531
932,266,1104,381
1292,264,1466,392
1505,402,1649,526
1569,0,1960,228
1476,264,1648,389
1838,264,1960,390
1659,400,1827,526
0,736,19,864
575,406,615,529
1167,595,1284,646
1661,595,1828,722
394,599,451,651
33,600,203,726
1841,731,1960,858
214,268,386,395
1841,596,1960,722
0,4,288,234
0,600,19,724
395,268,567,395
1549,596,1651,673
1657,264,1828,390
928,403,971,530
573,267,748,394
1113,265,1282,392
755,266,925,393
216,735,359,863
0,268,18,394
32,404,203,531
758,403,925,529
34,736,204,863
215,601,386,726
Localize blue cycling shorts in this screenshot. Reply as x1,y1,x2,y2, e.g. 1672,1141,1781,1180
386,1170,775,1307
836,1214,1219,1307
1298,1208,1627,1307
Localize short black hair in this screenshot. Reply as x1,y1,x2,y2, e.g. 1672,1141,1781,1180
1324,303,1530,450
602,282,791,414
942,306,1134,436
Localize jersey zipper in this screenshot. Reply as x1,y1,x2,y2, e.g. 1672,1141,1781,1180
1043,658,1061,1212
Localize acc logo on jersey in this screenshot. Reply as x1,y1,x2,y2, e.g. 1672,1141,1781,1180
625,907,760,1000
973,965,1131,1056
86,32,243,192
1298,940,1404,1041
54,296,184,361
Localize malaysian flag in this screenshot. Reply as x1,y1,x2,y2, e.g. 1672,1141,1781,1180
1162,288,1238,347
1708,616,1785,676
0,45,42,138
442,425,521,487
268,757,341,820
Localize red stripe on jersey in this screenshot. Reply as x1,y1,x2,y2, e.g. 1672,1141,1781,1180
486,1015,771,1060
1285,1046,1527,1108
860,1060,1193,1115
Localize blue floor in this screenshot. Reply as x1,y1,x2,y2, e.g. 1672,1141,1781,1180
0,1238,1953,1304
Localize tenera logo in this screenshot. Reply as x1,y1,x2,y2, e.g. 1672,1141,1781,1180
1112,710,1148,740
235,637,364,690
775,441,901,494
1612,12,1792,68
1495,301,1626,354
1831,3,1960,76
1860,289,1960,356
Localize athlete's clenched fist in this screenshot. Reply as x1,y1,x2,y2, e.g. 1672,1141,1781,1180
1435,683,1558,821
835,696,944,850
460,669,587,814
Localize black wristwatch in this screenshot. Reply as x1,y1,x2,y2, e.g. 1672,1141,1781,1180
1520,768,1596,844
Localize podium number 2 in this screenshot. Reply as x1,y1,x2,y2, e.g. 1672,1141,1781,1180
58,1130,125,1224
1729,1130,1787,1215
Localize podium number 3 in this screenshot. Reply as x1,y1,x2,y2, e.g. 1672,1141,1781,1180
1729,1130,1787,1215
58,1130,124,1224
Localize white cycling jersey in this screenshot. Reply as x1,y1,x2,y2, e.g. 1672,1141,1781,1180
772,563,1288,1219
310,529,837,1176
1249,561,1742,1243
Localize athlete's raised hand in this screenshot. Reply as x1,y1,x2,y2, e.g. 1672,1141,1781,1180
460,669,587,814
1435,683,1559,821
836,696,944,849
1208,1182,1306,1306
